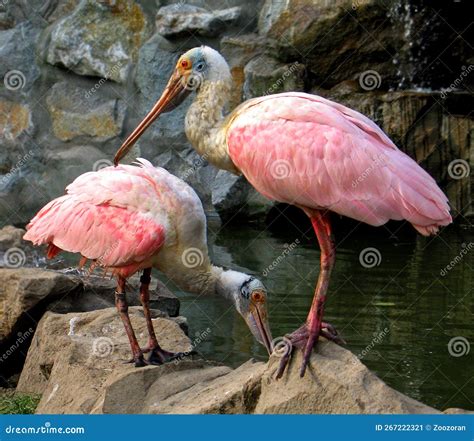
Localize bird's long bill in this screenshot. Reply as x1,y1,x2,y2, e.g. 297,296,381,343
249,302,273,356
113,69,190,165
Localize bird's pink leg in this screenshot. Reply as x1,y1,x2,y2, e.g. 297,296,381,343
276,210,340,379
301,210,335,376
139,269,187,365
115,276,146,367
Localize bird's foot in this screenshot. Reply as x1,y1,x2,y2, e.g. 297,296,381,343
124,353,147,368
274,321,344,380
147,346,188,365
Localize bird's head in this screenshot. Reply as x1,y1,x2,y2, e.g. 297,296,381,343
114,46,230,165
217,270,273,356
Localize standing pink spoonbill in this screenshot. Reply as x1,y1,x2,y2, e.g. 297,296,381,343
23,159,273,366
114,46,452,377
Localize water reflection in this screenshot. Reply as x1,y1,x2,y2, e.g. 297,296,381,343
178,220,473,411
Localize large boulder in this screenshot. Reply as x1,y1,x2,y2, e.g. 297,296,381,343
211,170,273,220
221,34,267,109
44,0,152,83
4,0,79,28
45,82,126,142
0,22,40,94
0,225,26,251
243,54,305,99
16,307,192,410
155,4,241,38
19,307,439,414
0,268,79,342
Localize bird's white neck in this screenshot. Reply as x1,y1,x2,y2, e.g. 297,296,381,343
185,80,240,174
160,260,241,305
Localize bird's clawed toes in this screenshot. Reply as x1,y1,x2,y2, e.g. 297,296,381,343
147,347,187,365
321,322,346,345
127,354,147,367
274,321,344,380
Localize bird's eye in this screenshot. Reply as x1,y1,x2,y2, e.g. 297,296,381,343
180,59,190,69
195,62,205,71
251,291,265,303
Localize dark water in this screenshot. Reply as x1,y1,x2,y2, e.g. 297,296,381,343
176,217,473,411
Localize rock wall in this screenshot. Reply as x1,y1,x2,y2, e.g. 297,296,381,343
0,0,472,226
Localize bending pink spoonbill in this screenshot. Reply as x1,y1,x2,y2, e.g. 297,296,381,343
23,159,273,366
114,47,452,377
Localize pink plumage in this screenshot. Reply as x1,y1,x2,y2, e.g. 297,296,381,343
24,160,178,277
227,92,452,235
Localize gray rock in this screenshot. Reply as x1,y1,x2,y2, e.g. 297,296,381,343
0,225,26,251
5,0,79,27
0,22,40,93
45,0,152,83
155,4,241,38
243,54,305,99
153,279,180,317
221,34,267,109
45,82,126,141
211,170,248,214
211,170,274,220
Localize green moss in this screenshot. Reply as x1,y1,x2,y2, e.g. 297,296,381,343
0,392,41,415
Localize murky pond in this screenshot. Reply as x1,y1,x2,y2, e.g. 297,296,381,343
175,215,473,411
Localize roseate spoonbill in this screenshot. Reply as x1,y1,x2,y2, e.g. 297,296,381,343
114,47,452,377
23,159,273,366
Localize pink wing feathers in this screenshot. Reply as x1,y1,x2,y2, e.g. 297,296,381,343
227,93,452,235
24,160,166,276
